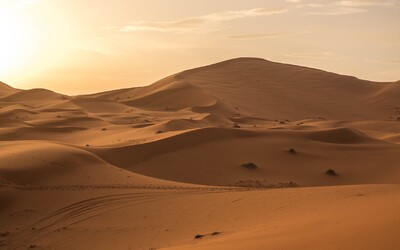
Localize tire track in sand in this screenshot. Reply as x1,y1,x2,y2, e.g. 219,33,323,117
1,184,246,249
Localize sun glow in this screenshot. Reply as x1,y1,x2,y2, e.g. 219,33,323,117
0,0,398,92
0,8,38,76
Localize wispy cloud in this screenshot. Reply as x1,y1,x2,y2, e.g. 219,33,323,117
366,59,400,63
335,0,398,7
226,32,290,40
121,18,207,33
286,52,346,60
307,6,366,15
120,7,288,33
294,0,397,15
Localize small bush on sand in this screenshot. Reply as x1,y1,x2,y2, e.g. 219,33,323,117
325,169,337,176
241,163,258,169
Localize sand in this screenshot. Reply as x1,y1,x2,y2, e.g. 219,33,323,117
0,58,399,249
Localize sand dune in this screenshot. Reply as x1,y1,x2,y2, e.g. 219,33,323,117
92,127,400,187
0,140,176,186
123,80,219,111
89,58,396,120
0,88,68,107
0,82,19,97
1,58,399,249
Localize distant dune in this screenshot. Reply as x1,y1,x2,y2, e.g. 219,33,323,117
86,57,399,119
1,58,399,249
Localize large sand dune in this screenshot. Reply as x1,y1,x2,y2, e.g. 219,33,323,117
1,58,399,249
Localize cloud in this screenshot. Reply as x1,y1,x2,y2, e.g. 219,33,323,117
308,6,366,15
121,18,207,33
295,0,397,15
226,32,290,40
120,7,288,33
335,0,397,7
366,59,400,63
297,2,366,15
286,52,345,60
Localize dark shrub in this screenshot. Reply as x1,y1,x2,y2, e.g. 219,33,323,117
325,169,337,176
241,163,258,169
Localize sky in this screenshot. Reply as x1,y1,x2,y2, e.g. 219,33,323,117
0,0,399,94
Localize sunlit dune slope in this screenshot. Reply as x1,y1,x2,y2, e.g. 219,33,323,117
85,58,400,120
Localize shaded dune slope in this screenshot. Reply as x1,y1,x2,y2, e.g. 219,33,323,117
92,127,400,187
0,140,176,186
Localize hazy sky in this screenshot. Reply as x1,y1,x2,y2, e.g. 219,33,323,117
0,0,399,94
